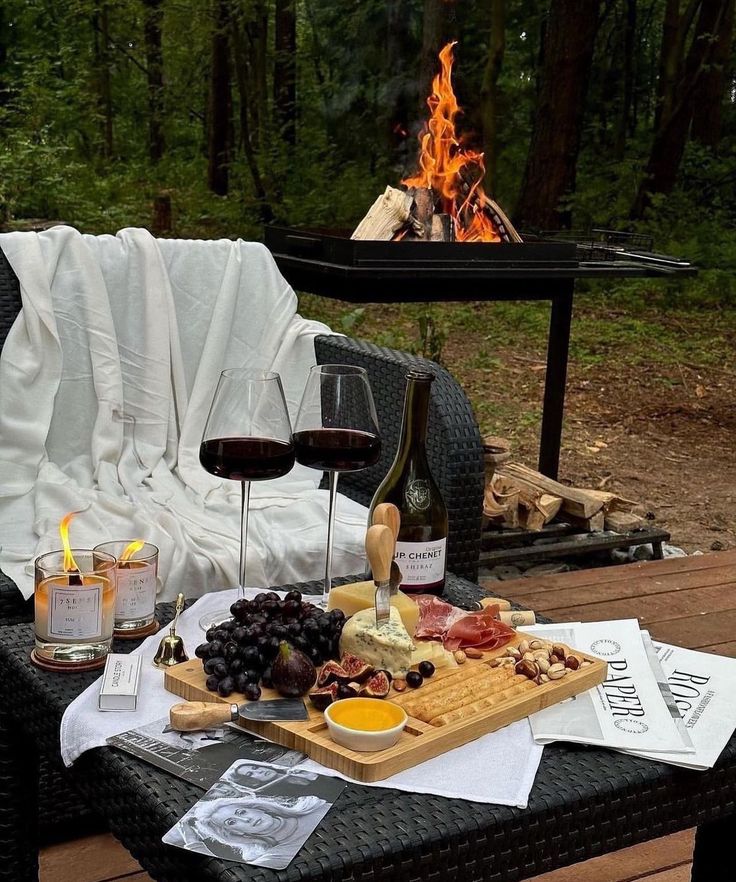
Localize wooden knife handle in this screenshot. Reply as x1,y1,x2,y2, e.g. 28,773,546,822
365,524,393,584
372,503,400,548
169,701,235,731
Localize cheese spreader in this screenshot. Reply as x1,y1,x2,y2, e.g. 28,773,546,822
169,698,308,731
365,523,394,626
371,502,402,595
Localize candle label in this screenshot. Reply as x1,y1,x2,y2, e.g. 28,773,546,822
115,564,156,620
49,582,103,639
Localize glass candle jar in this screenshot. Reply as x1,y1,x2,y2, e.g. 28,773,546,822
34,549,117,667
94,541,159,634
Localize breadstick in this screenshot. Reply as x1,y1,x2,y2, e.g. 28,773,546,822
430,679,536,726
412,669,518,723
392,664,497,708
400,666,512,716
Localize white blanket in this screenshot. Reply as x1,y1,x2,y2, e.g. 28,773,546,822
0,227,368,600
61,588,544,808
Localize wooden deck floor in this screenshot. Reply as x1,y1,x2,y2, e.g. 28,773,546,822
46,550,736,882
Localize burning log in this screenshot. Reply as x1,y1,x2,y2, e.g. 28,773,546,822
351,186,414,241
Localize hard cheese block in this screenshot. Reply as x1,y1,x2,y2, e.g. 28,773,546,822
411,639,457,670
339,606,414,677
328,581,420,635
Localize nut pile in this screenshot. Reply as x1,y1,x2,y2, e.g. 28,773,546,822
488,639,592,685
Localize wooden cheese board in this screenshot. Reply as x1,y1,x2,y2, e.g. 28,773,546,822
165,631,607,782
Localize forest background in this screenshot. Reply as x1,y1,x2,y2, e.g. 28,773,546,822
1,0,735,552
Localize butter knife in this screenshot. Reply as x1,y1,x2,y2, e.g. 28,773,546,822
372,503,402,595
365,524,394,626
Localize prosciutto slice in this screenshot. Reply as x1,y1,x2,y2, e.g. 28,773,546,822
444,607,515,652
413,595,515,652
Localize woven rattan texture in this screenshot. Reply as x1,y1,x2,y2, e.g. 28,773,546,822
0,581,734,882
315,335,484,581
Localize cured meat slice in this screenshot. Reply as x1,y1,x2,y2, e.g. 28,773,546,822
413,595,466,639
413,595,515,653
444,608,515,652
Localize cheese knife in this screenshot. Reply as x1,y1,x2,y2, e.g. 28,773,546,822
366,523,393,626
372,502,402,595
168,698,308,731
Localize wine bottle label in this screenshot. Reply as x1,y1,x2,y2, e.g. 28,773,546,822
115,564,156,621
395,538,447,585
49,582,104,639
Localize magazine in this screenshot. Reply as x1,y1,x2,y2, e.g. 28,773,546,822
163,759,346,868
108,717,305,789
524,619,695,754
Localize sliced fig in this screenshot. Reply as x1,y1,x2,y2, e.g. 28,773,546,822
317,660,349,687
309,682,339,710
339,652,374,683
360,670,391,699
337,682,359,700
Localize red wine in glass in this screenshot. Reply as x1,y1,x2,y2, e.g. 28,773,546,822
294,365,380,605
200,437,296,481
292,428,381,472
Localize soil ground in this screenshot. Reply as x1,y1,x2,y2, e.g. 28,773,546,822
299,283,736,553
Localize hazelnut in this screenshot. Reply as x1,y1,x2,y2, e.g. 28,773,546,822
565,655,581,671
515,659,539,680
549,654,562,665
552,644,567,661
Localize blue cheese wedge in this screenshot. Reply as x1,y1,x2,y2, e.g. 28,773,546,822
339,606,414,677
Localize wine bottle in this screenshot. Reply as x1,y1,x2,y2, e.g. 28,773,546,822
369,369,449,595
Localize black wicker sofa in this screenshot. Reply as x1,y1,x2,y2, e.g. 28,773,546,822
0,236,484,840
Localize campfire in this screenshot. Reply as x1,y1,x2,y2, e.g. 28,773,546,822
352,42,521,245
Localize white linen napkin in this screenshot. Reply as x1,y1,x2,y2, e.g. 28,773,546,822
61,588,544,808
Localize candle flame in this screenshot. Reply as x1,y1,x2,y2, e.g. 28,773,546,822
120,539,145,562
59,512,81,573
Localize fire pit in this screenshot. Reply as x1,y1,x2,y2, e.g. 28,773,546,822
264,42,696,481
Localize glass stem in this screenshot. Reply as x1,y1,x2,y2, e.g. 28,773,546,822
323,471,339,604
239,480,251,598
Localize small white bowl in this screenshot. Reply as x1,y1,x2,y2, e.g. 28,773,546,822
324,698,408,752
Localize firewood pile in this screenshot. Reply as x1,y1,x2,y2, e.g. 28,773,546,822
351,185,522,244
483,437,644,534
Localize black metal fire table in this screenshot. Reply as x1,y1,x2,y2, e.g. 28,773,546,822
265,226,697,480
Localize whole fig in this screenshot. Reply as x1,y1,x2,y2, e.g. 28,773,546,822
271,641,317,697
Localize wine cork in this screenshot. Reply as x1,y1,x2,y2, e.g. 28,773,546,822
498,610,536,627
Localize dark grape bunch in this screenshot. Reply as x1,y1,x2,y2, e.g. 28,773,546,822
194,590,346,700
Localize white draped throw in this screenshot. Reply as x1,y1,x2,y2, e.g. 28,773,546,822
0,227,368,601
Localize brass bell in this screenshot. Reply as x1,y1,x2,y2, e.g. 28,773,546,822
154,593,189,668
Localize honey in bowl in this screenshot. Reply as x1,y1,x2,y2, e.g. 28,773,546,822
328,697,405,732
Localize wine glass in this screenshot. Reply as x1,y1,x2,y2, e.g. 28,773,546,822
294,364,381,605
198,369,295,629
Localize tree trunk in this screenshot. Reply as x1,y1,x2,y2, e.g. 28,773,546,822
273,0,296,145
386,0,415,151
231,9,274,221
245,0,269,150
480,0,505,195
92,4,114,158
614,0,636,159
515,0,601,230
207,0,231,195
419,0,459,116
631,0,729,217
142,0,165,162
691,0,735,148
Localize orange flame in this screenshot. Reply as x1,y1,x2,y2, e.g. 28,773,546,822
120,539,145,562
59,512,80,573
402,42,501,242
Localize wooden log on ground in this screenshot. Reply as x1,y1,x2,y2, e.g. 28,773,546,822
495,462,607,520
351,186,414,240
604,510,645,532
